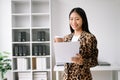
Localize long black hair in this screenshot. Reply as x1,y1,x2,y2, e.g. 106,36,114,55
69,7,90,33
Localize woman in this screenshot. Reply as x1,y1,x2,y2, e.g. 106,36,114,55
55,7,98,80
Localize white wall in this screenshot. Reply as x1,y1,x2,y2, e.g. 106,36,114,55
0,0,11,52
0,0,12,80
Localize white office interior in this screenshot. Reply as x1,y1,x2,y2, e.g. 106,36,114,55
0,0,120,80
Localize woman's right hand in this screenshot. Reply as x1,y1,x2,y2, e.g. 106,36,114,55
71,54,83,65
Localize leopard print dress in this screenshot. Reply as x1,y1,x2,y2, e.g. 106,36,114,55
63,31,98,80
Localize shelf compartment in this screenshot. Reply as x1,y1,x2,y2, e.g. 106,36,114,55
13,72,32,80
12,29,30,42
12,1,30,13
32,15,49,27
13,58,31,71
32,29,50,41
32,71,49,80
32,43,50,56
11,0,29,2
32,57,50,71
12,15,30,27
32,0,49,1
32,1,49,13
12,44,30,56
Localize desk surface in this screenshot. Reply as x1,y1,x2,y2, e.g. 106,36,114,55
54,65,120,71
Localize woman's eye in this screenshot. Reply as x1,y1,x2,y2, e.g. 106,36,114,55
76,18,79,20
70,19,73,20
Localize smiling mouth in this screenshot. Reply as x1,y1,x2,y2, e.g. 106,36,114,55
72,25,77,28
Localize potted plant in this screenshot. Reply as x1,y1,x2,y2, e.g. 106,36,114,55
0,51,11,80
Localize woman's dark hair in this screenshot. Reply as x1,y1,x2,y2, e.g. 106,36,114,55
69,7,90,33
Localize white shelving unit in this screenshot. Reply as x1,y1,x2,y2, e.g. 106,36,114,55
11,0,52,80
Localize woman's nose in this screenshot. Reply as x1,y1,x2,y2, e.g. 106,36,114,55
72,19,77,24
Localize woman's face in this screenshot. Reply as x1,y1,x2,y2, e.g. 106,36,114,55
69,12,83,31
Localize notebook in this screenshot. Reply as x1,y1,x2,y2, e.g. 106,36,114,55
54,41,80,66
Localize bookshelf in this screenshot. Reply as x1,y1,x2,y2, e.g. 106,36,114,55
11,0,52,80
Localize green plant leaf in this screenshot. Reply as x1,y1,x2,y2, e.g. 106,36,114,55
0,51,11,79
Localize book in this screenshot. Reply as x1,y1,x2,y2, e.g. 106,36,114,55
22,45,28,56
36,58,42,70
18,32,22,42
17,58,28,70
18,45,23,56
21,32,26,42
37,31,46,41
18,32,26,42
33,45,39,56
42,45,46,56
18,72,31,80
37,31,41,41
32,58,36,69
14,45,19,56
33,72,47,80
33,72,47,78
38,45,42,56
41,31,46,41
14,45,29,56
42,58,47,70
36,58,47,70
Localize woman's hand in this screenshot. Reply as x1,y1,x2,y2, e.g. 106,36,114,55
54,36,64,42
71,53,83,65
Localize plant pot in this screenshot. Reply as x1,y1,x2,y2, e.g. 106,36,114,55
0,72,7,80
0,72,3,80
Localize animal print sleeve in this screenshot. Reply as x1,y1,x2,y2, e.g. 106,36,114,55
80,34,98,68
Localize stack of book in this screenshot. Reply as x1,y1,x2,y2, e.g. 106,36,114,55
37,31,46,41
14,45,28,56
33,72,47,80
18,32,26,42
17,58,30,70
33,45,47,56
18,72,31,80
36,57,47,70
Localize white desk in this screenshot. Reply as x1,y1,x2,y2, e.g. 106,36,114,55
54,65,120,80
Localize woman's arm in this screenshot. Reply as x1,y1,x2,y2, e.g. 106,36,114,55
63,33,98,67
71,34,98,67
81,35,98,68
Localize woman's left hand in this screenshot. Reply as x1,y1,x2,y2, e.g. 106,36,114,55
71,53,83,65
